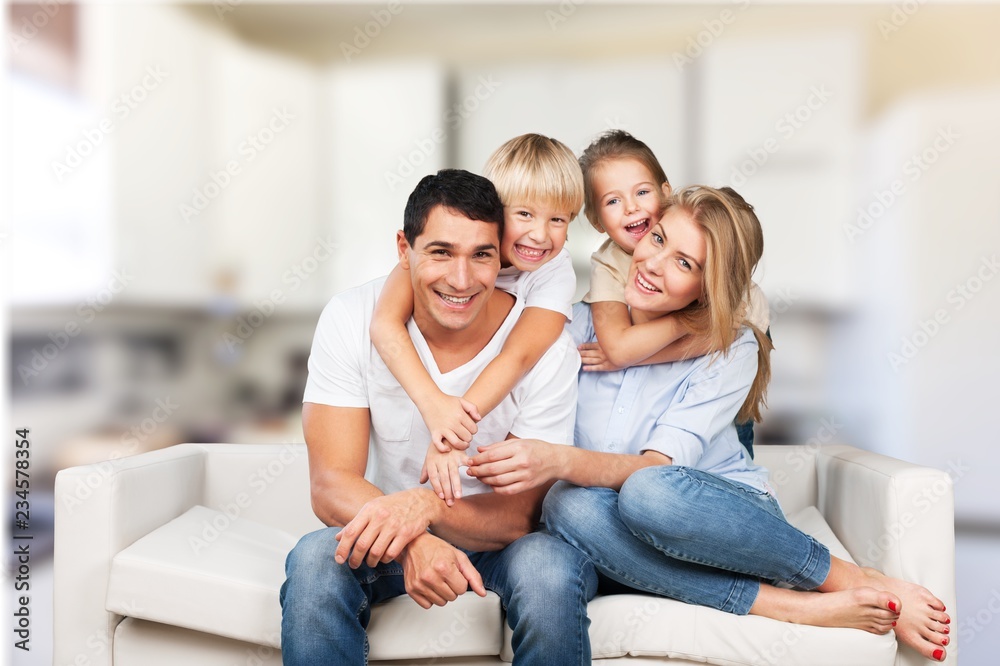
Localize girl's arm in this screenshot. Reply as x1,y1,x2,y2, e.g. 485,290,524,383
586,301,736,371
463,307,566,418
370,264,480,451
589,301,692,369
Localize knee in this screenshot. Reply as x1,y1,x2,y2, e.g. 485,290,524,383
285,527,344,581
542,482,609,537
618,466,690,537
504,532,595,601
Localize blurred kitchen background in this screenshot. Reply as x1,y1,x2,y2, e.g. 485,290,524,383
5,1,1000,663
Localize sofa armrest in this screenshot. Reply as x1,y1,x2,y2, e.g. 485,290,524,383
54,444,208,666
816,444,957,666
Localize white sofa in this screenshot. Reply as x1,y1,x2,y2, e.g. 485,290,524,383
54,442,957,665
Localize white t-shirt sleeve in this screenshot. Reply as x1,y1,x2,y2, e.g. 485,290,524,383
519,249,576,320
508,330,580,444
302,293,369,408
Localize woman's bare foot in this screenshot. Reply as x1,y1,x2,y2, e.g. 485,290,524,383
750,584,899,634
861,567,951,661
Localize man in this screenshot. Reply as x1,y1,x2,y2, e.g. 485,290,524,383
280,169,597,665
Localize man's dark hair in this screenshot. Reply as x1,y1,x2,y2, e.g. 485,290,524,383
403,169,505,245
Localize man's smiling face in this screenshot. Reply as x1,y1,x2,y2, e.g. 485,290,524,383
398,204,502,334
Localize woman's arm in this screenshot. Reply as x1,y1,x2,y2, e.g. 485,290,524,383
464,307,566,417
370,264,479,450
466,439,671,493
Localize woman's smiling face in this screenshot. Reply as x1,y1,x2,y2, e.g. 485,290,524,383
624,206,707,315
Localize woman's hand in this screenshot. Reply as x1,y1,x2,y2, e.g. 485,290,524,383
465,438,567,494
579,342,621,372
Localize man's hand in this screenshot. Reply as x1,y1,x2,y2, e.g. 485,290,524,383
335,488,442,568
398,532,487,609
465,438,566,495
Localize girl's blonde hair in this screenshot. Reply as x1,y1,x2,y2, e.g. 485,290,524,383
667,185,773,423
578,130,670,232
483,133,584,217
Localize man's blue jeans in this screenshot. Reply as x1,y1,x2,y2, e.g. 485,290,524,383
280,529,598,665
543,466,831,615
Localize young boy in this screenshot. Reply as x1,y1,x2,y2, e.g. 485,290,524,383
370,134,584,504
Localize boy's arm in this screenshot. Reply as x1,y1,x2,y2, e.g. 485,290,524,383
370,264,479,449
463,307,566,417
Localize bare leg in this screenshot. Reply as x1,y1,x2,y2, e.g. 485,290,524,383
818,557,950,661
750,584,898,634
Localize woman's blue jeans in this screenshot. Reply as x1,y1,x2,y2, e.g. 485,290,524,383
280,529,598,666
543,466,831,615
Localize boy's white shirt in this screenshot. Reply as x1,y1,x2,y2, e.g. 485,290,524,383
495,248,576,320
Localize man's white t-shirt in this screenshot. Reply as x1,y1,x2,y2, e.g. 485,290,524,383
495,248,576,320
303,277,581,498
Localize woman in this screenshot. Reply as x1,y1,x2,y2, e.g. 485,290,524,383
466,185,951,662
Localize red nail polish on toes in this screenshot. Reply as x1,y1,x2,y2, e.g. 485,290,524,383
888,601,898,612
942,638,949,646
944,618,950,624
943,627,949,634
933,649,944,661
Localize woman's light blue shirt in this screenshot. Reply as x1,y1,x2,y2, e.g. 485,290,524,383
569,302,771,492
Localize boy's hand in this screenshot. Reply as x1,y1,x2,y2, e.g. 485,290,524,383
419,394,482,452
420,445,471,506
579,342,621,372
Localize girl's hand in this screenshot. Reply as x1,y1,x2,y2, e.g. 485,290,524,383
418,395,483,452
578,342,621,372
420,445,471,506
465,439,565,495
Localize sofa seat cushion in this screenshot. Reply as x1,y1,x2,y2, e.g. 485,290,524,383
113,616,504,666
106,505,503,660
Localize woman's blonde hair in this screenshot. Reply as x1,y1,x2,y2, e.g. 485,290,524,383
667,185,773,423
578,130,670,232
483,133,584,217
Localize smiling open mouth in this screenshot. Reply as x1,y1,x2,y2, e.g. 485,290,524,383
625,219,650,237
635,271,661,293
437,292,474,306
514,244,549,261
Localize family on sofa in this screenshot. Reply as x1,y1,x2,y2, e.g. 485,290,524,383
279,132,951,664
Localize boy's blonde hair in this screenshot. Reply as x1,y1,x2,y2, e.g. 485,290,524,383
578,130,670,232
667,185,773,424
483,134,584,217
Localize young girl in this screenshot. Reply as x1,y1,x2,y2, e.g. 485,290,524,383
578,130,771,374
370,134,583,505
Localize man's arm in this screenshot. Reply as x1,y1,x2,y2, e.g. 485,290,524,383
427,433,551,552
303,402,382,527
303,402,486,607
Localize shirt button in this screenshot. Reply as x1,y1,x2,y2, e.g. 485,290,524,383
618,407,624,414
